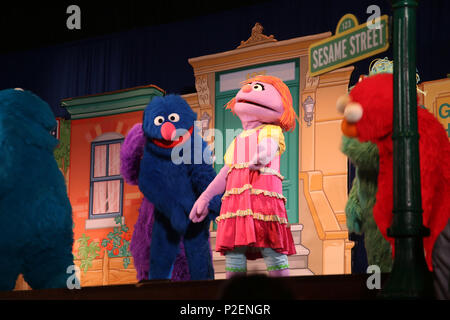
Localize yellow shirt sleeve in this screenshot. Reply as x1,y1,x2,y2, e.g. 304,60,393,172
258,125,286,155
223,139,235,167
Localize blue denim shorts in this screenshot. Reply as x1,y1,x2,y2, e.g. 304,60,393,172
225,246,289,272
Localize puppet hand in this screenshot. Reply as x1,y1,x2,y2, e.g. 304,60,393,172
248,137,279,170
248,152,273,170
248,155,265,170
189,196,210,223
171,214,189,235
169,204,191,235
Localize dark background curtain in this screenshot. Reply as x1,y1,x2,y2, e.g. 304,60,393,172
0,0,448,118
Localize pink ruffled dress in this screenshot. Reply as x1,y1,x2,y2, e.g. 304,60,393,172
215,124,296,260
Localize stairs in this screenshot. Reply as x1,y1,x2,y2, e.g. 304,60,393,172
210,224,314,279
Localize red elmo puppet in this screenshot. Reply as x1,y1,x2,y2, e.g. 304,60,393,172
337,73,450,270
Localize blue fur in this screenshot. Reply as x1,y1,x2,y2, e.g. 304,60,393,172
0,89,74,291
138,94,220,280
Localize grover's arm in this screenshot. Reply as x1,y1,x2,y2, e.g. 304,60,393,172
188,139,218,196
138,156,191,234
207,194,223,221
120,123,146,185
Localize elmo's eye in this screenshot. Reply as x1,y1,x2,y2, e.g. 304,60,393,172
154,116,165,126
253,83,265,91
168,113,180,122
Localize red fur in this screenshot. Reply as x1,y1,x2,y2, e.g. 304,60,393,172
350,73,450,270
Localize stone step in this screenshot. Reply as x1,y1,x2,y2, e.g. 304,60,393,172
209,224,312,279
212,244,309,260
212,244,310,272
214,268,314,280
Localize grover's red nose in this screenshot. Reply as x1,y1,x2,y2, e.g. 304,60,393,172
160,122,176,141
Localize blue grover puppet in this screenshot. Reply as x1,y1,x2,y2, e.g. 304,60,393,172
0,89,74,291
138,94,221,280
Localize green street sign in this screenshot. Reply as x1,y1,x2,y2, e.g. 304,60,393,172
309,14,390,77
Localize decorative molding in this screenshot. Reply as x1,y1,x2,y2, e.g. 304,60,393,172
199,111,212,137
195,74,210,107
302,95,315,127
305,71,319,90
85,216,125,230
92,131,124,142
188,32,332,76
316,66,355,88
115,121,124,135
62,85,164,120
237,22,277,49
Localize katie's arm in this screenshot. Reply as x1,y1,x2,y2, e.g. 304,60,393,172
189,165,228,223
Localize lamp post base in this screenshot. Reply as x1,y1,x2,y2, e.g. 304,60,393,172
380,237,433,299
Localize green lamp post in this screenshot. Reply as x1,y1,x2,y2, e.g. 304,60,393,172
380,0,433,299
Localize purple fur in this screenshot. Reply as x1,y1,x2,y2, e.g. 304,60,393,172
129,198,154,281
121,123,190,281
120,124,146,186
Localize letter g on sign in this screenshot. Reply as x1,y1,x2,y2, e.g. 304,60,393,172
439,103,450,119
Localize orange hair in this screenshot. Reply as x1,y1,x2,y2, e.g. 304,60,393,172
225,75,297,131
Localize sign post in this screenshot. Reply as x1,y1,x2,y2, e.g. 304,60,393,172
308,14,389,77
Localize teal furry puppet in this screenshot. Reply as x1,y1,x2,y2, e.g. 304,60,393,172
341,136,393,272
0,89,75,290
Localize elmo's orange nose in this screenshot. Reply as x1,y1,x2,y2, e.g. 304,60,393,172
341,119,358,137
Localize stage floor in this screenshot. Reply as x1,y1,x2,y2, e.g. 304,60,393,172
0,273,388,300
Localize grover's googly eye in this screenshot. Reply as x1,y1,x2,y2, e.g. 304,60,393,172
168,113,180,122
153,116,165,126
252,83,265,91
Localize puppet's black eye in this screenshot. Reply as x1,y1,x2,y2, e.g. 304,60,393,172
49,127,57,138
153,116,164,126
168,113,180,122
253,83,265,91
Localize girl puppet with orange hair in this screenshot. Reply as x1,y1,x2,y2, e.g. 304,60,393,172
190,75,297,278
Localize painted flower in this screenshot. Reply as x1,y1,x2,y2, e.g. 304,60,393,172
123,232,132,241
113,248,120,256
106,242,114,251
